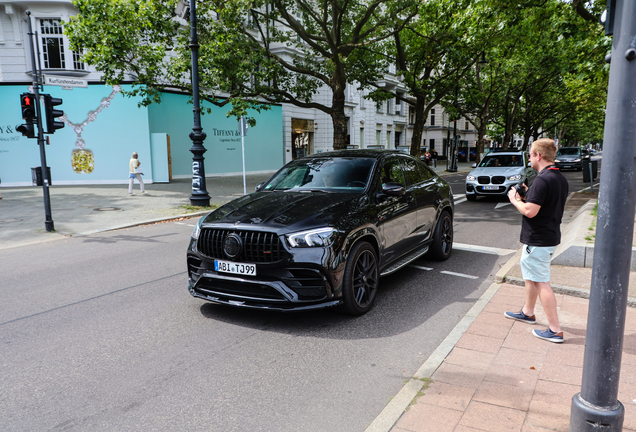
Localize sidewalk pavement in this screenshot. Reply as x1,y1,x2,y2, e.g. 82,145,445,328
368,192,636,432
3,157,634,432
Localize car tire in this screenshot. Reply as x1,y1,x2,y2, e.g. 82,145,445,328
428,211,453,261
341,241,379,316
466,194,476,201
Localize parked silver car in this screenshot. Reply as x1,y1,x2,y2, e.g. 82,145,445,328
465,151,536,201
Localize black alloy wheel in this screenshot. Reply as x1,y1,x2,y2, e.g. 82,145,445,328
428,211,453,261
341,241,379,315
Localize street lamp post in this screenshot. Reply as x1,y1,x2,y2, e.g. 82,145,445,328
187,0,211,207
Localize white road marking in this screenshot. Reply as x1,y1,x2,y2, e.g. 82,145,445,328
409,265,433,271
440,270,479,279
495,202,511,209
174,222,196,227
453,242,516,256
454,197,467,205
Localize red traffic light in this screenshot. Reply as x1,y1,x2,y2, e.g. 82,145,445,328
20,92,37,121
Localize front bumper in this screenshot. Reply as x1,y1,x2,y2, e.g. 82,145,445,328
187,237,344,311
465,180,515,196
555,160,582,170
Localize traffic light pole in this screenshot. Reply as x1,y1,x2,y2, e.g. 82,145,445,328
187,0,211,207
569,1,634,430
26,11,54,232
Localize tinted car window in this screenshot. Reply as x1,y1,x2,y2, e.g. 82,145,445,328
400,157,423,186
263,157,374,191
380,158,406,186
416,160,435,181
557,148,580,156
478,155,523,167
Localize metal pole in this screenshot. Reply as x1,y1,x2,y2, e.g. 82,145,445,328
188,0,211,207
448,118,458,172
570,1,634,429
241,119,247,196
445,121,451,171
26,11,54,232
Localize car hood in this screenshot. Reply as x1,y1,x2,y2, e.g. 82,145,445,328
556,154,580,161
468,167,524,177
202,190,364,230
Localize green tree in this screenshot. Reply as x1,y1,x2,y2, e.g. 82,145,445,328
388,0,483,157
66,0,418,150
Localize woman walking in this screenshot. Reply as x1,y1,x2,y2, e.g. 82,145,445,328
128,152,146,195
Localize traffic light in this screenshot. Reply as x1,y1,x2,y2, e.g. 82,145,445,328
43,94,64,134
17,93,37,138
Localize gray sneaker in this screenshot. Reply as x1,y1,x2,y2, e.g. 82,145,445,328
504,310,536,324
533,328,564,343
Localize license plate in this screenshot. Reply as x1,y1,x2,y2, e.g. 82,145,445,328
483,186,499,190
215,260,256,276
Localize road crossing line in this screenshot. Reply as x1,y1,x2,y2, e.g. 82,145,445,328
409,265,433,271
440,270,479,279
453,242,516,256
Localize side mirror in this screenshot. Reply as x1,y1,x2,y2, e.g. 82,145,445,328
255,182,264,192
471,163,477,168
381,182,406,197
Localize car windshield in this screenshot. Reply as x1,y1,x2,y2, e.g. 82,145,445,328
263,157,375,191
478,155,523,168
557,148,580,156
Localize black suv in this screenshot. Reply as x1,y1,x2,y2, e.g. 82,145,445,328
554,147,590,171
187,150,454,315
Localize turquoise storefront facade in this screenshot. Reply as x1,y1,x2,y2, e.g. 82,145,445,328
0,84,283,186
147,92,284,179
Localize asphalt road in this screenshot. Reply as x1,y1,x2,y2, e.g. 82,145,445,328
0,161,598,431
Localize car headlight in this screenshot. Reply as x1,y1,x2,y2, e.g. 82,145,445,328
191,217,204,240
508,174,522,181
555,159,561,163
466,175,476,181
574,158,580,162
287,227,338,248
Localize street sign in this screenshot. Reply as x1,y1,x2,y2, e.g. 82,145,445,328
44,75,88,88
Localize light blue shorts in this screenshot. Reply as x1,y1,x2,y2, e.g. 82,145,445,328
520,245,557,283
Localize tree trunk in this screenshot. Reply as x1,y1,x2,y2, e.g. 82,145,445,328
475,101,489,165
409,95,426,157
331,85,347,150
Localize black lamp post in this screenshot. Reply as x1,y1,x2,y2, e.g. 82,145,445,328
186,0,211,207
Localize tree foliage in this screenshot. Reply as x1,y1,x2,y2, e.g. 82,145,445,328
66,0,418,149
66,0,609,154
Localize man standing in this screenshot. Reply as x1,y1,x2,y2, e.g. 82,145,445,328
504,138,568,343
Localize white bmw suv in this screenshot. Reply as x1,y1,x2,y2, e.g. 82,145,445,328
464,151,537,201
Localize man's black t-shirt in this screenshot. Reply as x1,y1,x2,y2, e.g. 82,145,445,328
520,166,569,246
